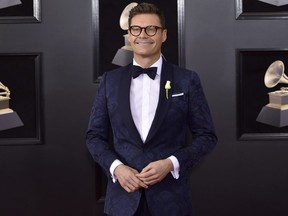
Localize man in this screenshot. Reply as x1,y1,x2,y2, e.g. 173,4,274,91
86,3,217,216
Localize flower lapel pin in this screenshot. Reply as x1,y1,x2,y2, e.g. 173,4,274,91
165,80,171,99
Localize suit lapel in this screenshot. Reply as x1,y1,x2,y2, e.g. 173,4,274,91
118,64,143,144
145,61,174,144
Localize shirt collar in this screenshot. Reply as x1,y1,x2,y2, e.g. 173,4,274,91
133,56,163,77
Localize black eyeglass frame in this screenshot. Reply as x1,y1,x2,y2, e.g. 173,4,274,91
129,25,165,37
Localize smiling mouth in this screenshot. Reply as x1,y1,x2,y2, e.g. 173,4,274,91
136,41,153,45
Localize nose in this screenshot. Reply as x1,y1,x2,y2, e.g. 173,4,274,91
139,28,149,38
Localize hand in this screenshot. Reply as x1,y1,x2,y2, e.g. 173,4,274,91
114,164,148,193
136,159,173,186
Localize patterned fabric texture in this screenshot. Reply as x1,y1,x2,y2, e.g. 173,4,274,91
86,61,217,216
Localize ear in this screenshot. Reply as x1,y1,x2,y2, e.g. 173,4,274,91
127,31,131,42
162,29,167,42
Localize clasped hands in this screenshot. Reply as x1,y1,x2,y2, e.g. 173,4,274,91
114,159,173,193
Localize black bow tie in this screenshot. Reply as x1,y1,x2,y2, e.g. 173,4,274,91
132,65,157,80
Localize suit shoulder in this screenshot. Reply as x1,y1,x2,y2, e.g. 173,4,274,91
107,65,130,75
101,64,131,81
169,63,198,77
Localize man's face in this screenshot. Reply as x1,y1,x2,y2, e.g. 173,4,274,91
128,13,167,61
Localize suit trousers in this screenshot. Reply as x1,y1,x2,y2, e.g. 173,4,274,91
107,190,151,216
134,190,151,216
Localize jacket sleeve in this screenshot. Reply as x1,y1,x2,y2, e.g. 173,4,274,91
85,73,118,178
173,71,218,176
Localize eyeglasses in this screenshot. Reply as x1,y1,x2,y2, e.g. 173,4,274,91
129,25,164,37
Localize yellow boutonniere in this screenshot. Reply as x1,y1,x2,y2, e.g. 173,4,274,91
165,80,171,99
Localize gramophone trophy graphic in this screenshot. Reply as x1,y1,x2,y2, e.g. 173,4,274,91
0,0,22,9
256,60,288,127
0,82,23,131
112,2,138,66
257,0,288,6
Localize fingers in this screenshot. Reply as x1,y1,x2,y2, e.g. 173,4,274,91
137,174,159,186
119,174,142,192
136,159,172,185
121,176,148,192
114,165,148,192
136,166,158,185
113,160,171,192
122,179,140,193
137,179,149,189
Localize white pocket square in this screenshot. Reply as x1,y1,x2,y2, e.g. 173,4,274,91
172,93,184,97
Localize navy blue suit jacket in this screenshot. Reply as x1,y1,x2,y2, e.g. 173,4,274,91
86,61,217,216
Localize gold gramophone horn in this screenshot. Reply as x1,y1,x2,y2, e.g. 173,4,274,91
119,2,138,30
264,60,288,88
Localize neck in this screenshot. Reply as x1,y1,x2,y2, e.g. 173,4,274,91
134,54,161,68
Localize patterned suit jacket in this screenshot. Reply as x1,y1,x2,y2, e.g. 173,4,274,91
86,60,217,216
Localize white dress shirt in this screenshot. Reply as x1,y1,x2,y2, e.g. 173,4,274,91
130,58,161,142
110,56,179,182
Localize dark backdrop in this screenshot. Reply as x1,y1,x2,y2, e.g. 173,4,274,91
0,0,288,216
